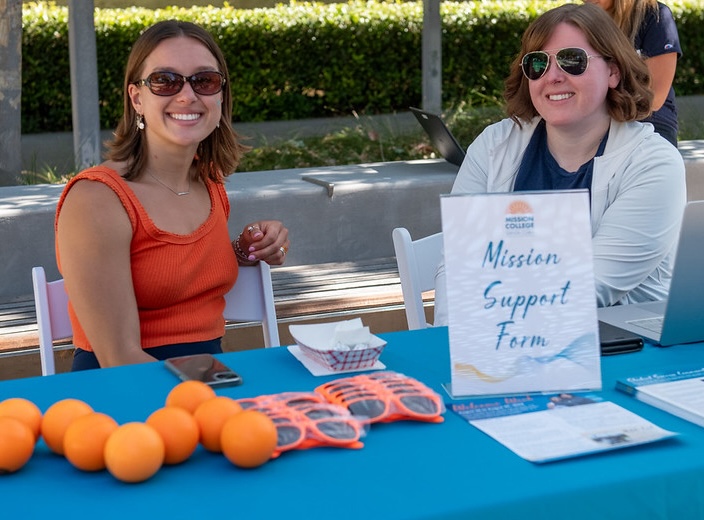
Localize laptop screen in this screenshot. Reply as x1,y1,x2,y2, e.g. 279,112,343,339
410,107,466,167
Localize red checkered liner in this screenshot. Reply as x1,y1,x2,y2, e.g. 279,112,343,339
299,343,385,371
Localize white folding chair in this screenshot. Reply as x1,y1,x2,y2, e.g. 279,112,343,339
392,228,443,330
223,262,280,348
32,266,72,376
32,261,281,376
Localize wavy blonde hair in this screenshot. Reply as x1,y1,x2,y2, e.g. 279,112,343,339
607,0,659,43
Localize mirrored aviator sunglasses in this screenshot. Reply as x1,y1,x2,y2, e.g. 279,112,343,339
134,71,225,96
521,47,600,81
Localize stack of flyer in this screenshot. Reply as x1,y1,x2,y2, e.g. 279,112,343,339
451,393,676,463
616,367,704,428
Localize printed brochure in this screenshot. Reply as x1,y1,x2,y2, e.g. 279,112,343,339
616,367,704,428
451,392,676,463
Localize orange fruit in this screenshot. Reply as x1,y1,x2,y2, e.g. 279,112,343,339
146,406,200,465
104,422,165,483
193,396,243,452
220,410,278,468
0,416,36,474
165,380,217,414
63,412,119,471
0,397,42,441
40,398,93,455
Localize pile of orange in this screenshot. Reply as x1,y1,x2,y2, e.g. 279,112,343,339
41,398,94,455
63,412,119,471
0,380,279,480
221,409,278,468
166,381,277,467
165,379,216,413
104,422,165,483
0,397,42,440
193,396,243,452
146,406,199,465
0,397,43,473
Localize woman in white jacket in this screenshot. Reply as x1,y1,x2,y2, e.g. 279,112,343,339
434,3,686,327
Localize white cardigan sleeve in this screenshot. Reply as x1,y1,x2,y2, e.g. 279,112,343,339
590,131,687,306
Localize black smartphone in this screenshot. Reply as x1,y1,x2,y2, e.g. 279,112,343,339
598,321,644,356
164,353,243,387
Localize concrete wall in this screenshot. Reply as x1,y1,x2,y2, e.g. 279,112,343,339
3,140,704,304
0,159,458,302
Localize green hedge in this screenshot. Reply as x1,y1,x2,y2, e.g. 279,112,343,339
21,0,704,134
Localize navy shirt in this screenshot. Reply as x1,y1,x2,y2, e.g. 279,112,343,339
635,2,682,146
513,120,608,199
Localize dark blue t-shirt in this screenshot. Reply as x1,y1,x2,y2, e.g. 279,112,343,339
635,2,682,145
513,120,608,198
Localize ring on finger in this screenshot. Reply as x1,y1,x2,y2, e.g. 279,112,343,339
279,246,287,256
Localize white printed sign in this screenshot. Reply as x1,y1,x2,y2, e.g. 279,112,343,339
440,191,601,397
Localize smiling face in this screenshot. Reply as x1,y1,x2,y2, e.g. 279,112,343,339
528,22,620,134
128,36,223,155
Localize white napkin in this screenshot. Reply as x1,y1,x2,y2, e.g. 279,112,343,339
290,318,378,352
331,323,372,351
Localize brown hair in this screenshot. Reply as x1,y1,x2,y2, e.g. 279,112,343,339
504,3,652,125
105,20,249,182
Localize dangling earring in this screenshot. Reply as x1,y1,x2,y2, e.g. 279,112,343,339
136,114,145,131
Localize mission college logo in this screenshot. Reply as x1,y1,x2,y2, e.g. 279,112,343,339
504,199,534,235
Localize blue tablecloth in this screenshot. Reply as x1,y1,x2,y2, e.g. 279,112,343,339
2,327,704,519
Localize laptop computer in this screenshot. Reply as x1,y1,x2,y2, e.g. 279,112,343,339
410,107,466,167
597,200,704,346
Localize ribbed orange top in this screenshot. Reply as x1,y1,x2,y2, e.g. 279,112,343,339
55,166,238,351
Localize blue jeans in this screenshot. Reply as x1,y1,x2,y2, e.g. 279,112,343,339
71,338,223,371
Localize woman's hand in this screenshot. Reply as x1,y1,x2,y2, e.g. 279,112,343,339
234,220,290,265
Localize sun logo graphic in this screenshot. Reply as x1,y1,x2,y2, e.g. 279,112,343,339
504,200,534,235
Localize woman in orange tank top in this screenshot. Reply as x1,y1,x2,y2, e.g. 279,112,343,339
55,20,290,370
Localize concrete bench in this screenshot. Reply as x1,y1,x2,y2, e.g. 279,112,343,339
0,159,458,302
1,159,454,376
0,258,406,347
0,256,429,379
2,142,703,377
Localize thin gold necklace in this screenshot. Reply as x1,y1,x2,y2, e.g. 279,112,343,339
147,170,191,196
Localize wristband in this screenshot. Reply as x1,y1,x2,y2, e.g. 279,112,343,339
234,234,257,264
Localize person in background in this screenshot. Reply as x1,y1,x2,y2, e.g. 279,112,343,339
56,20,290,370
585,0,681,146
433,3,686,327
